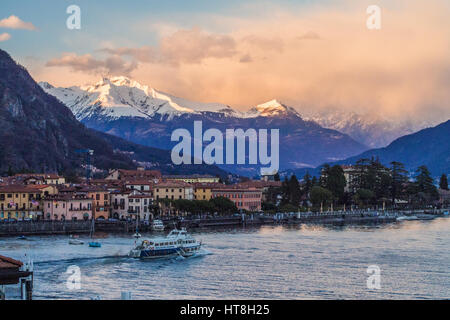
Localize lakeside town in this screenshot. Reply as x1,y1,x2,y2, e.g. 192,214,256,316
0,158,448,226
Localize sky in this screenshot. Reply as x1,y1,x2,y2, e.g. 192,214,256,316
0,0,449,123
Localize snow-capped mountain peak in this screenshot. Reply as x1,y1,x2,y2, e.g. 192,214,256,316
39,77,303,121
244,99,300,118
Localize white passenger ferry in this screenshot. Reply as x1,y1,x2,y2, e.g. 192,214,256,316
129,228,202,259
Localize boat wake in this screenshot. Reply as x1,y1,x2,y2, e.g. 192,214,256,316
34,254,130,266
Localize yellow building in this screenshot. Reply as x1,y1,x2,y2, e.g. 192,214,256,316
154,182,194,201
163,174,220,184
13,173,66,185
193,182,224,201
0,185,56,220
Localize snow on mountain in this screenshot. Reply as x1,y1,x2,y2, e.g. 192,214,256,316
40,77,309,122
39,76,235,121
243,99,300,118
304,110,436,148
40,76,436,149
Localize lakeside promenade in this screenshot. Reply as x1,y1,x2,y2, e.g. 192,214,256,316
0,209,447,237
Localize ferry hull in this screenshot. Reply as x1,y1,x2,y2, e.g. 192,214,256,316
130,245,201,259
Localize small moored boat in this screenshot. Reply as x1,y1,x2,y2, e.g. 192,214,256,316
69,235,84,245
151,219,165,231
396,215,418,221
89,242,102,248
129,228,201,259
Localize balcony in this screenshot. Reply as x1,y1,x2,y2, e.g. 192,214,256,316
69,207,91,212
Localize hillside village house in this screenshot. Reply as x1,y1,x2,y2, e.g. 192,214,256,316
43,194,92,220
105,168,161,181
0,185,57,221
13,173,66,185
212,187,262,212
124,180,154,192
163,174,220,184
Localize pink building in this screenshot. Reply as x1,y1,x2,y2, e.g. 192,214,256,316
43,194,93,221
212,187,262,212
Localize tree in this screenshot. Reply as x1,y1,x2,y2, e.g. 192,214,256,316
209,197,237,214
274,172,280,181
281,177,290,205
354,188,375,206
325,165,346,202
414,165,438,201
439,174,448,190
390,161,408,204
288,175,301,207
310,186,333,209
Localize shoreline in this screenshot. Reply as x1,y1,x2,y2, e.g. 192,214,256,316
0,209,447,237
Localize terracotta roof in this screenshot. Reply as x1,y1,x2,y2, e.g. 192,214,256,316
0,185,41,193
0,255,23,269
119,169,161,179
163,174,218,179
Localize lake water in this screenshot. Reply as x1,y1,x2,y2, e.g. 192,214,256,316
1,218,449,299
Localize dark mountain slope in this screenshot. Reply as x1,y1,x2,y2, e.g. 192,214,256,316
338,120,450,175
0,49,227,177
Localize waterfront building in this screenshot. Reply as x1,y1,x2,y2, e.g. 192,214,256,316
193,182,225,200
110,190,131,220
43,194,92,220
110,189,153,220
211,187,262,212
0,185,56,221
163,174,220,184
128,193,154,221
58,185,111,220
82,186,110,220
154,181,194,200
237,180,282,202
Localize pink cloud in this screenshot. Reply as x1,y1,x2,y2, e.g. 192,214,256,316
0,15,36,30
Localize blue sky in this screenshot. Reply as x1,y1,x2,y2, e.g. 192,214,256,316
0,0,321,59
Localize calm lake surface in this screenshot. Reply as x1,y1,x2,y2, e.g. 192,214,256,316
1,218,449,300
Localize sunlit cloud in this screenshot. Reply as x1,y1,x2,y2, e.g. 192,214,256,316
46,53,137,76
0,33,11,42
0,15,36,30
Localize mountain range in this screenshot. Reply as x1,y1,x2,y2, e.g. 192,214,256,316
0,49,227,177
287,119,450,178
338,120,450,176
40,77,369,175
304,110,435,149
